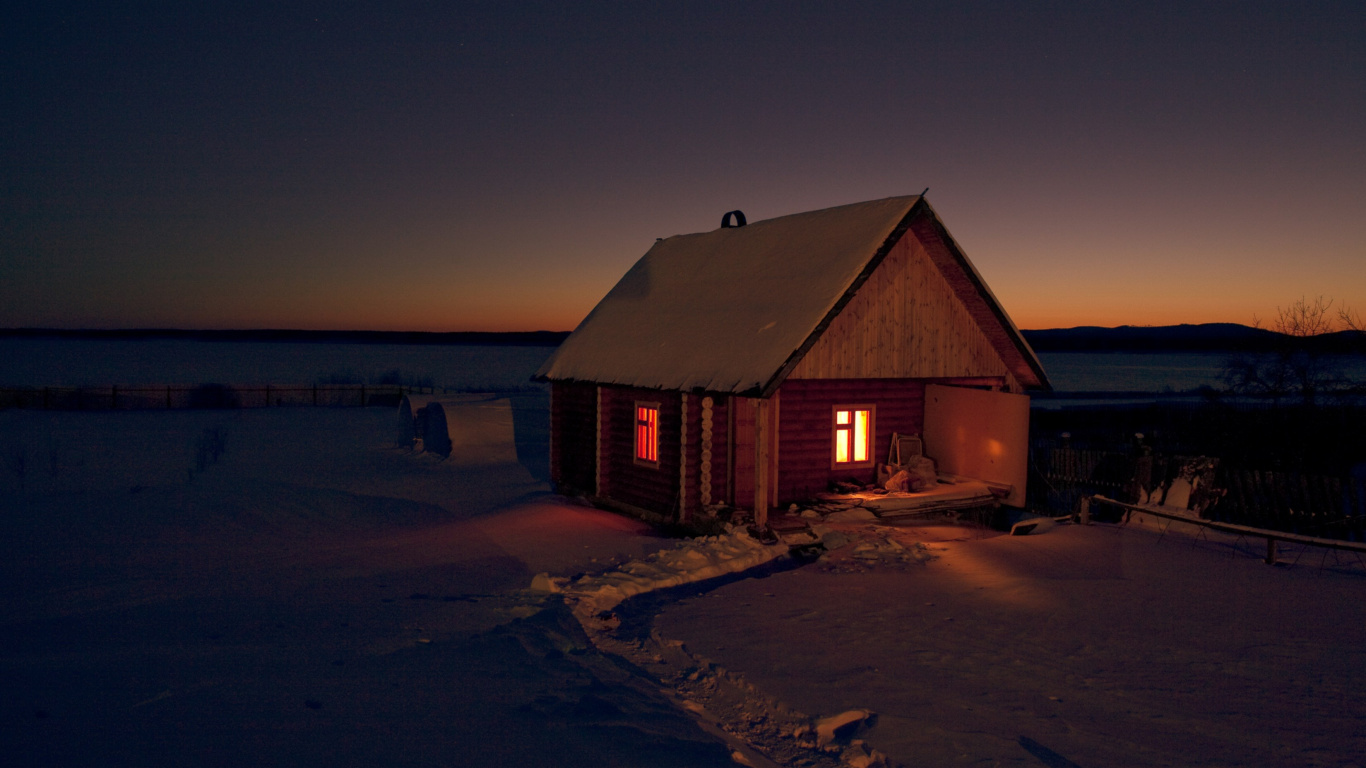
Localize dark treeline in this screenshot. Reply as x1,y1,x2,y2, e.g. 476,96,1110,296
10,324,1365,353
0,328,573,346
1022,323,1366,353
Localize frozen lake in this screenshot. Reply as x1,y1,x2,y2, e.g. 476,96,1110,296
2,339,1362,395
1036,351,1230,392
0,339,557,391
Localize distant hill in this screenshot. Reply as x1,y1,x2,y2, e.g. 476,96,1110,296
1021,323,1365,353
0,328,574,346
7,324,1363,354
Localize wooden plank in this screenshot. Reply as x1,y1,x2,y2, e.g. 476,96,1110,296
679,393,689,521
701,396,713,507
769,393,780,510
731,396,755,507
754,398,770,528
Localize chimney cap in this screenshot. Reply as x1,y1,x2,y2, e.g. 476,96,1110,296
720,210,746,228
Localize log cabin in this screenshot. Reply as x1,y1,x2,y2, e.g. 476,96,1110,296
535,195,1050,526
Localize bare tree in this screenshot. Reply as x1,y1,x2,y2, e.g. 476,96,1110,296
1341,306,1364,333
1223,296,1361,406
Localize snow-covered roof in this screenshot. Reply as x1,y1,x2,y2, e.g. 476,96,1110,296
536,195,1048,394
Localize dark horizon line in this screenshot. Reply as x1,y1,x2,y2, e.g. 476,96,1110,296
4,323,1362,353
0,327,574,346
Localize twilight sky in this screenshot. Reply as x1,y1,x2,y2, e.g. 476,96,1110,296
2,1,1363,332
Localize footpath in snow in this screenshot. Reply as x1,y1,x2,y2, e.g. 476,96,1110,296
532,526,787,619
529,518,933,768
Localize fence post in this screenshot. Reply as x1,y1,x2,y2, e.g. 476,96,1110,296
1265,537,1277,565
166,385,172,408
360,384,366,407
312,384,318,406
1078,496,1091,525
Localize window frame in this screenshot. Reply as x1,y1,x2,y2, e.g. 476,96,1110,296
831,404,876,469
633,401,661,468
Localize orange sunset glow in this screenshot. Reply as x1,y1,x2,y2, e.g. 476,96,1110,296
2,4,1362,334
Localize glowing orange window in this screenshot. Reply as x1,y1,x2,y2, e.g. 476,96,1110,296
635,403,659,465
832,406,873,467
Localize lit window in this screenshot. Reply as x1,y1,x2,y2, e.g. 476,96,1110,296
635,403,659,465
833,406,873,466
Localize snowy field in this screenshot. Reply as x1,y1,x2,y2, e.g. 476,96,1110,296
4,404,1366,766
0,339,556,390
657,520,1366,766
0,406,737,767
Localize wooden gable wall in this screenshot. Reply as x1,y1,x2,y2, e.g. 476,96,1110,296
787,229,1022,392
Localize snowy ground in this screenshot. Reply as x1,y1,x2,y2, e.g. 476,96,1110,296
657,520,1366,767
0,406,736,767
4,404,1366,767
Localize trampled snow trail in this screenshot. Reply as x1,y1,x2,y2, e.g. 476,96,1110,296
534,527,788,619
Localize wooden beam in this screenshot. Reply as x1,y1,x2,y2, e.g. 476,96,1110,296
679,392,689,521
701,396,714,507
754,398,770,529
769,392,780,510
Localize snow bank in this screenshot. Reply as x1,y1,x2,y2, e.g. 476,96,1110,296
399,394,520,464
534,528,786,619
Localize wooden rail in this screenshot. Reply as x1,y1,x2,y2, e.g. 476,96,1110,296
1088,494,1366,565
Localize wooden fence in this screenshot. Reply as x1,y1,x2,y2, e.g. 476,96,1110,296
0,384,412,410
1088,495,1366,565
1218,469,1366,539
1032,445,1366,542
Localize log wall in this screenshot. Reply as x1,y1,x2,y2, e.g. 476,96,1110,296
789,230,1021,392
550,381,598,495
775,378,927,502
600,385,681,515
731,396,755,507
707,395,730,509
